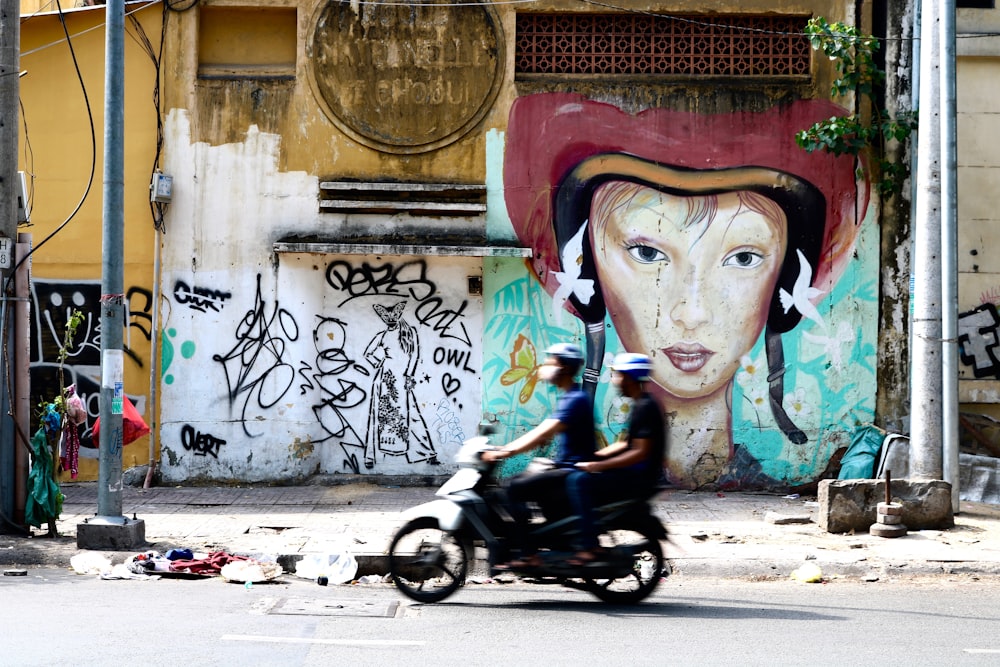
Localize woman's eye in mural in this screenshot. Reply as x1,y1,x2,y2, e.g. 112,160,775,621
623,243,667,264
722,249,765,269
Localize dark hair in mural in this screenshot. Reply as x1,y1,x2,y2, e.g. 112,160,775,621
554,154,826,444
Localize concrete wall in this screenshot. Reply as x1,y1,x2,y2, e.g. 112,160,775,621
150,0,876,487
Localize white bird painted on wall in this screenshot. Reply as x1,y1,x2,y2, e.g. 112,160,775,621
803,321,855,370
779,248,826,330
551,220,595,324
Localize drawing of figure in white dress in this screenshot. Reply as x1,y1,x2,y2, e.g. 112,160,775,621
363,302,439,468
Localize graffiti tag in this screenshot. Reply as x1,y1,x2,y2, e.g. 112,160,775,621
213,274,298,437
959,303,1000,378
180,424,227,458
325,259,471,345
173,280,232,313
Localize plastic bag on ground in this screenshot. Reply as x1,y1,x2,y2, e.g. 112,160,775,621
70,552,113,576
294,551,358,584
220,560,283,583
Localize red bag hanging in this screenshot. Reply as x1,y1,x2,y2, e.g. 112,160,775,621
92,395,150,446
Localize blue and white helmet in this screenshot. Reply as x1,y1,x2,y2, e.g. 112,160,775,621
545,342,585,369
610,352,652,382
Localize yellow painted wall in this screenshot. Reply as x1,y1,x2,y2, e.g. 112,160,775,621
18,3,162,481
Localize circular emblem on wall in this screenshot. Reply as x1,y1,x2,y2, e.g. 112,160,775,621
307,0,505,154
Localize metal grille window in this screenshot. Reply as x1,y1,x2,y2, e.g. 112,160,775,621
515,14,812,77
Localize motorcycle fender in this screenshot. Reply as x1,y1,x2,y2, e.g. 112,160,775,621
401,499,465,532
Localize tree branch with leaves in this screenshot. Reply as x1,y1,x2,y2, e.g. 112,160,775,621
796,17,917,197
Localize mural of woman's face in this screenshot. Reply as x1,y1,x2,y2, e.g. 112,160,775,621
590,183,788,400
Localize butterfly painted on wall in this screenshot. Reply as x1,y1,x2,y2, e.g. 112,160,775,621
500,334,543,404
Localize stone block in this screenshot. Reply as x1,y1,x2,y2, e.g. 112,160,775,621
77,517,146,550
764,511,812,525
818,479,954,533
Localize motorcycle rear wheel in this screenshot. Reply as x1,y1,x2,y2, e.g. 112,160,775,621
389,517,470,603
583,526,664,604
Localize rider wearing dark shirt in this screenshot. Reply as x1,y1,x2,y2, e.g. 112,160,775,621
566,353,666,563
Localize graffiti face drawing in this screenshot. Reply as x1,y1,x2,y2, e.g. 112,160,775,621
591,184,787,402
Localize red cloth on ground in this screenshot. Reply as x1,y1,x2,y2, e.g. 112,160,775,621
168,551,249,575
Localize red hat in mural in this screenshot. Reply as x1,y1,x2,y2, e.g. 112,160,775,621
503,92,869,330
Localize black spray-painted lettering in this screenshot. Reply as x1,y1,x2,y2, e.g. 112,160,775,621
325,259,471,346
959,303,1000,378
432,346,476,373
325,259,436,304
173,280,233,313
180,424,227,458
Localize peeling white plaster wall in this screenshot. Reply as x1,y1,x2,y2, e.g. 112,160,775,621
157,111,483,482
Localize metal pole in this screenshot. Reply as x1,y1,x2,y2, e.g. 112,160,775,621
910,0,944,480
143,229,160,489
97,0,126,520
14,234,30,525
940,0,960,510
0,0,20,531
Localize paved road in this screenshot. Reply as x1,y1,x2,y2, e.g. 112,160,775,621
3,568,999,666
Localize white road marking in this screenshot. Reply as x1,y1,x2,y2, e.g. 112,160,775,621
964,649,1000,654
222,634,425,647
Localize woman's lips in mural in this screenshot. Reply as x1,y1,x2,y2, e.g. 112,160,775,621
663,343,714,373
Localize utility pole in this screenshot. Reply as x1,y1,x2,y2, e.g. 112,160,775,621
910,0,944,480
76,0,145,549
0,0,21,532
940,0,960,511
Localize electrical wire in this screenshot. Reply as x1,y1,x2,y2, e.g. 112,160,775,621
19,1,160,59
127,2,166,231
2,0,97,466
17,0,59,26
12,0,96,275
18,97,34,227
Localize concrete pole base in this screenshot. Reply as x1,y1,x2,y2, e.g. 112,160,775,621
77,517,146,550
869,522,908,538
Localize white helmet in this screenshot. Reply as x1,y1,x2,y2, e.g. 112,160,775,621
610,352,652,381
545,342,584,364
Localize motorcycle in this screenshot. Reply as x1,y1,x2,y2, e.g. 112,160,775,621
388,435,668,604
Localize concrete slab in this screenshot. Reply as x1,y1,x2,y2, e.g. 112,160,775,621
76,517,146,550
818,479,954,533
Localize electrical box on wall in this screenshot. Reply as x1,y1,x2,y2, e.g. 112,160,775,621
150,172,173,204
16,171,29,223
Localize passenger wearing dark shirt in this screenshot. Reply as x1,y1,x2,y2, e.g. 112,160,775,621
566,352,666,564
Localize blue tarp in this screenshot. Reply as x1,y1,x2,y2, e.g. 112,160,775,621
838,425,886,480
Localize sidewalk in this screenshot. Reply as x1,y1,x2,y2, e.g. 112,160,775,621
3,481,1000,580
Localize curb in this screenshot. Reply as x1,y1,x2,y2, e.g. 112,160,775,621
277,551,1000,582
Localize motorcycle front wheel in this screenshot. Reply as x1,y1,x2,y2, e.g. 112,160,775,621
389,517,470,603
583,526,664,604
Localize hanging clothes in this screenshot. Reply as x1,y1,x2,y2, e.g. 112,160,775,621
60,384,87,479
